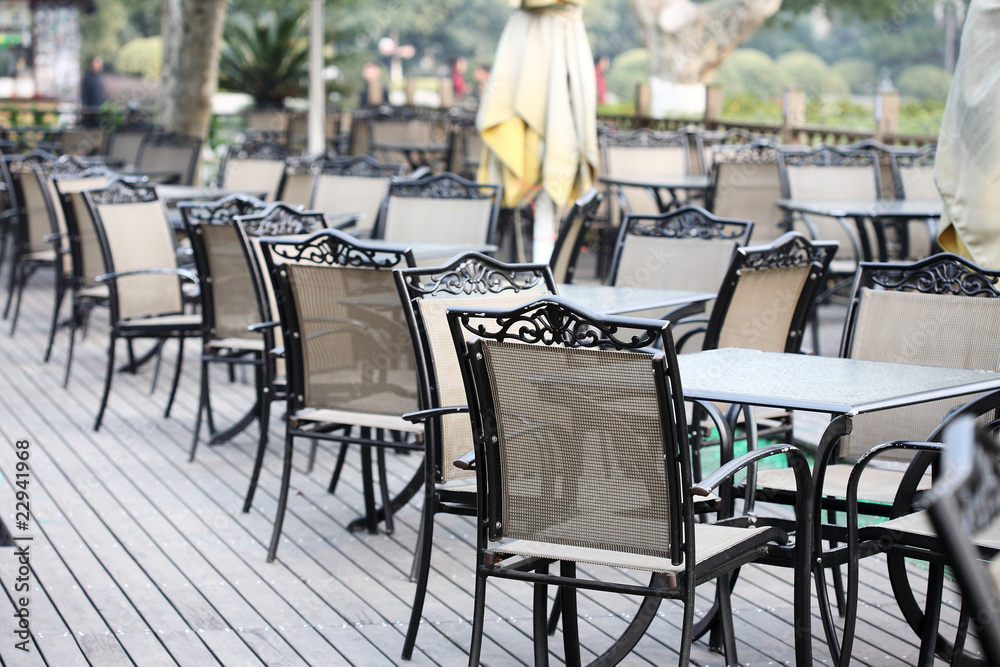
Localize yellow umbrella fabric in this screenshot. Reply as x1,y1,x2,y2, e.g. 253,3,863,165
476,0,599,209
935,0,1000,268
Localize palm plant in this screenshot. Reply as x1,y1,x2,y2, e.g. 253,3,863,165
219,8,309,108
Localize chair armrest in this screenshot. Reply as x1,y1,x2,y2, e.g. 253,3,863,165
248,321,280,332
96,267,199,284
402,405,469,424
453,449,476,471
673,317,709,353
694,444,812,498
43,232,66,243
269,345,285,358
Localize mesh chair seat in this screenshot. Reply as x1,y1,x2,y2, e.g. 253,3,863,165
756,463,932,505
76,285,109,300
207,337,266,352
23,248,57,262
491,522,784,574
119,313,201,329
875,509,1000,549
293,407,423,433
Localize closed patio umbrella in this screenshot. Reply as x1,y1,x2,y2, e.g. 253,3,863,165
476,0,599,262
935,0,1000,268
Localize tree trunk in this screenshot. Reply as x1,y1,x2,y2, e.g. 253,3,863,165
629,0,783,84
159,0,228,137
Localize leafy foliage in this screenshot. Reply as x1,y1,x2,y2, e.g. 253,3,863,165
606,48,649,101
776,50,850,98
79,0,160,67
714,49,788,99
115,36,162,80
218,9,309,108
897,64,953,101
832,58,878,95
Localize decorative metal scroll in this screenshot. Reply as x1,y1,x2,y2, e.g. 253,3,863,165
713,139,779,165
627,207,747,241
90,180,157,205
283,153,324,175
454,298,661,350
267,232,407,270
413,257,546,297
783,146,876,168
743,234,832,271
184,195,267,226
319,156,406,178
229,133,289,161
239,205,326,238
144,131,201,149
894,144,936,170
601,128,686,148
390,174,494,200
869,256,1000,298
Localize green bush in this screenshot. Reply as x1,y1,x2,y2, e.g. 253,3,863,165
714,49,787,99
897,64,953,101
720,91,782,124
898,98,946,135
607,48,648,101
833,58,877,95
115,36,162,80
776,50,850,98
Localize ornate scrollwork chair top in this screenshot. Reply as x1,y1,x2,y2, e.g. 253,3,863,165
374,171,502,246
393,252,557,659
217,132,290,201
310,155,407,236
84,179,201,431
275,152,325,207
257,228,421,562
180,194,269,461
445,296,813,666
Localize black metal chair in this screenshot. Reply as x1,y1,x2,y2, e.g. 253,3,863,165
393,252,557,660
258,228,420,561
179,194,269,460
217,132,289,201
926,415,1000,667
310,155,406,236
445,296,813,666
548,187,602,284
135,131,202,185
84,180,201,431
374,172,502,246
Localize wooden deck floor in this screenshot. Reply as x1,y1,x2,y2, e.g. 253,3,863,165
0,272,978,666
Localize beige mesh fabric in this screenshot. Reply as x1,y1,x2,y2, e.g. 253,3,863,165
312,175,389,233
19,171,53,254
285,263,418,418
97,200,183,321
898,164,936,201
201,224,261,341
138,145,198,185
785,164,878,262
550,215,584,284
50,175,109,274
68,191,105,287
479,340,672,558
716,264,811,352
417,291,551,481
221,159,285,201
382,196,494,244
877,509,1000,549
713,162,784,245
615,236,736,293
59,128,106,156
755,463,932,504
606,145,688,215
840,288,1000,461
107,132,145,167
279,172,316,207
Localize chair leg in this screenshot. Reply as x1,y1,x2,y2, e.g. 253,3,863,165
827,506,847,617
533,562,550,667
63,303,78,387
715,571,739,666
3,253,19,319
328,442,349,494
547,589,562,635
44,276,67,362
242,391,271,513
559,562,581,667
401,487,436,660
360,439,378,534
150,339,164,392
376,445,394,534
917,563,944,666
467,565,488,667
163,335,185,418
189,357,209,462
9,263,27,335
307,438,319,474
267,429,296,562
94,334,118,431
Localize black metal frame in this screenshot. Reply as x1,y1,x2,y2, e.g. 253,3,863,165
393,252,556,660
445,296,813,666
608,205,753,286
84,180,201,431
600,128,701,218
216,131,290,192
549,187,602,284
310,155,407,232
135,131,203,185
180,194,269,461
705,138,780,214
233,203,333,514
373,171,502,246
259,228,418,562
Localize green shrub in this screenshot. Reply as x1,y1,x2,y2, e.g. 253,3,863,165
714,49,787,99
897,64,953,101
720,91,782,124
115,36,162,80
833,58,877,95
898,98,946,135
607,48,648,101
776,50,850,98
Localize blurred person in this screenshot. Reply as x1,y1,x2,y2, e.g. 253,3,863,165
80,56,106,127
449,56,469,98
358,61,388,107
594,54,610,105
472,63,491,101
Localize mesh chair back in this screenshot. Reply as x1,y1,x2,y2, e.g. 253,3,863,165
106,131,146,166
709,140,785,245
86,182,182,321
839,255,1000,461
448,297,685,561
891,144,937,200
54,176,112,287
136,132,202,185
58,127,106,156
311,157,406,234
377,173,501,245
397,254,556,482
602,129,689,216
550,188,602,284
181,196,268,341
7,152,59,254
262,230,419,418
706,232,837,353
610,206,752,294
277,154,322,206
218,134,289,201
45,168,110,275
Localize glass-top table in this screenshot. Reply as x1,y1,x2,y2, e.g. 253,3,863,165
558,283,714,319
599,174,711,211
